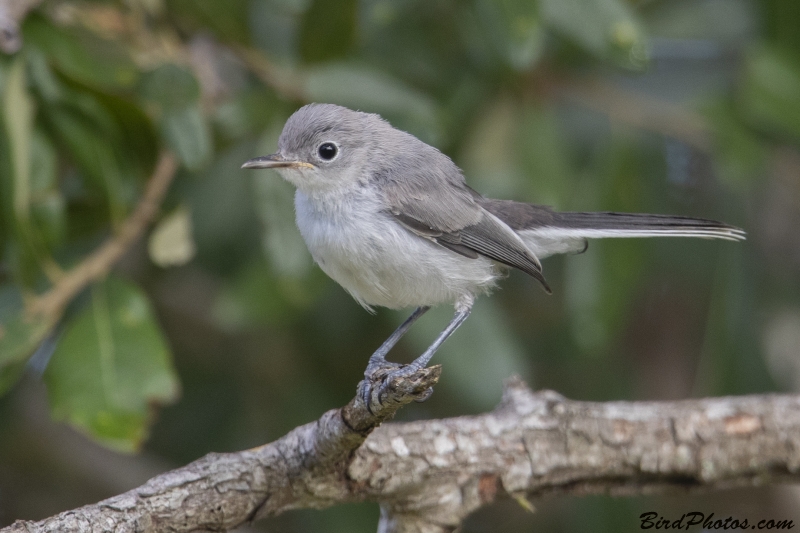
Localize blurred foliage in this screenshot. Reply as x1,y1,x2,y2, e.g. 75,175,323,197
2,0,800,531
44,276,179,453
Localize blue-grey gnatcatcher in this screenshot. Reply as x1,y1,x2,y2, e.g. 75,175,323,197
242,103,745,403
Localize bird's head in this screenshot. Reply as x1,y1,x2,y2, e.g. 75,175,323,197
242,103,393,194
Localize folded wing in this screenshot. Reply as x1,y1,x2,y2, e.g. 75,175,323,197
378,150,550,292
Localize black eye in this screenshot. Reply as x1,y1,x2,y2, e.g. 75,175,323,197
317,142,338,161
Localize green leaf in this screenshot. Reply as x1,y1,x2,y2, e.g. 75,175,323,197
140,65,211,170
739,45,800,142
37,81,157,217
26,47,62,102
4,57,34,213
44,277,180,452
44,105,130,222
148,205,196,267
1,55,52,285
299,0,358,63
0,287,51,395
23,14,139,90
188,143,261,270
93,90,161,183
161,106,212,170
29,129,66,247
304,63,440,142
474,0,546,71
213,87,278,141
139,64,201,109
538,0,648,69
28,37,157,175
166,0,251,43
249,0,309,62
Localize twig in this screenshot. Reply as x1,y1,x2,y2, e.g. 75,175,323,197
28,152,178,321
5,376,800,533
232,45,307,102
0,0,43,53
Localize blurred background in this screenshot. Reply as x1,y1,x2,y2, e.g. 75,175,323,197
1,0,800,531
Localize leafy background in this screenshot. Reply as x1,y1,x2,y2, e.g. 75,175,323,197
2,0,800,531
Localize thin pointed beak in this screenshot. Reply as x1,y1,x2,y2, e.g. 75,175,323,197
241,154,314,170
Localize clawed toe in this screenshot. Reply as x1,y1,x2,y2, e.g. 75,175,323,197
356,305,468,415
414,386,434,403
361,359,403,413
360,361,436,414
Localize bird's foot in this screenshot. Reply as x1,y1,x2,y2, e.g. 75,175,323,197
358,359,440,416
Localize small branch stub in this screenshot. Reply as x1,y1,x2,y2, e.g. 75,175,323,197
346,364,442,433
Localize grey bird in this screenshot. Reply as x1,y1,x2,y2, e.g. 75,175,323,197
242,103,745,404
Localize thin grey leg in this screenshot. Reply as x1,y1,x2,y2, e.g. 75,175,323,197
361,304,472,411
366,306,430,371
403,306,472,372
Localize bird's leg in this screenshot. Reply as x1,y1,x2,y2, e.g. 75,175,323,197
365,305,430,374
362,308,431,410
362,302,472,411
402,305,471,373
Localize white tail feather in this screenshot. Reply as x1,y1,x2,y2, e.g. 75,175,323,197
519,226,746,260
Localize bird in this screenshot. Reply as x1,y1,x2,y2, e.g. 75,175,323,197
242,103,745,405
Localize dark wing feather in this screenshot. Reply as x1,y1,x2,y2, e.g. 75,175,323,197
377,148,550,292
391,211,479,260
390,209,551,292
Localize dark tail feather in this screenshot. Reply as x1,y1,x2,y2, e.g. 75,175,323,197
478,199,745,260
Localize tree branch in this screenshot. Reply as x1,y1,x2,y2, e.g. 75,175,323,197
232,45,308,103
6,375,800,533
28,152,178,321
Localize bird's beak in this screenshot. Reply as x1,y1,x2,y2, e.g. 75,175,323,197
241,154,315,170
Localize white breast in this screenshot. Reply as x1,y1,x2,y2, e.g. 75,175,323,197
294,187,498,310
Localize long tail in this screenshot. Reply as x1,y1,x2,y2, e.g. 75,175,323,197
479,199,746,260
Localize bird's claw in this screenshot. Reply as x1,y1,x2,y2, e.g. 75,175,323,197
360,360,435,414
361,359,402,414
414,386,434,403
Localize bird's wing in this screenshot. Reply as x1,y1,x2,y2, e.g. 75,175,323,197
379,159,550,292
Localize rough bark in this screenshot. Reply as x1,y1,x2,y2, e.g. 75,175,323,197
5,372,800,533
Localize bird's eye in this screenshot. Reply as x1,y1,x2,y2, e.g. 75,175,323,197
317,142,338,161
